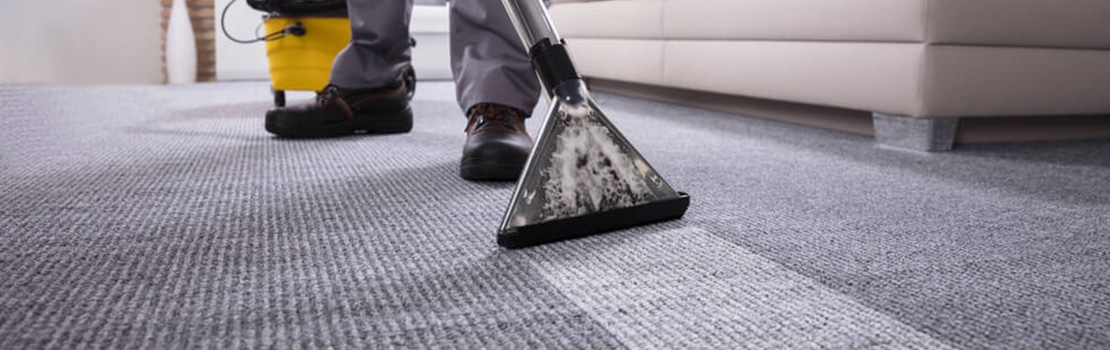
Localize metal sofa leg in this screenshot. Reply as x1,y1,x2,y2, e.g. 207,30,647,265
872,113,959,152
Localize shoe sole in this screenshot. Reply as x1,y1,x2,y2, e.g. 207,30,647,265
459,156,528,181
265,107,413,138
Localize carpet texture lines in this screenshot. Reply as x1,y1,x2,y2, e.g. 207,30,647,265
1,82,1107,349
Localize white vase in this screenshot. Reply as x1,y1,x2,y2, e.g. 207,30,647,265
166,0,197,84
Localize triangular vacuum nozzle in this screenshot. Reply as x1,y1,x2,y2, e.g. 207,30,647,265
497,80,690,248
497,0,689,248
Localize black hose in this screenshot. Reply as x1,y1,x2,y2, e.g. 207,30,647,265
220,0,287,44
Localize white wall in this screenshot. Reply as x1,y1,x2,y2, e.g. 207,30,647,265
215,1,452,82
410,5,453,80
0,0,163,85
215,0,269,80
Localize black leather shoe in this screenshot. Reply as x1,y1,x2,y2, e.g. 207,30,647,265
265,82,413,138
460,103,533,181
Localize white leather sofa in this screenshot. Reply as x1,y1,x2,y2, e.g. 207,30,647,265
548,0,1110,150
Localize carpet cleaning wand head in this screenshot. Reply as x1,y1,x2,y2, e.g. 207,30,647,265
496,0,690,248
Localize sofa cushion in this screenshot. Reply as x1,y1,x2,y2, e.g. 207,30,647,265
566,39,665,86
926,0,1110,50
921,46,1110,116
655,40,1110,117
664,0,926,43
549,0,663,39
661,41,926,116
554,0,1110,49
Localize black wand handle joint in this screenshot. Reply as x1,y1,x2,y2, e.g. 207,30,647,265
529,39,581,93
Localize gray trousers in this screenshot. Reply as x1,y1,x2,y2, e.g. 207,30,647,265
329,0,541,115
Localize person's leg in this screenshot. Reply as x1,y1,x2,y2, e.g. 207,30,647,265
330,0,413,89
450,0,540,113
451,0,542,180
265,0,415,138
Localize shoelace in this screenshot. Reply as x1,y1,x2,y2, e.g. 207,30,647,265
467,103,526,132
316,85,354,120
316,85,340,105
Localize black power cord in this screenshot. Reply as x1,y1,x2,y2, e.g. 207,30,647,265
221,0,306,44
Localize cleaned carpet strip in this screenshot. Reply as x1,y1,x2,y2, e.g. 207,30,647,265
526,227,954,349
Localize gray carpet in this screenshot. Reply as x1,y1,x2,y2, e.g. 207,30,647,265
1,82,1107,349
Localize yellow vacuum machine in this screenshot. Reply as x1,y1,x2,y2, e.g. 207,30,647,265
222,0,415,107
